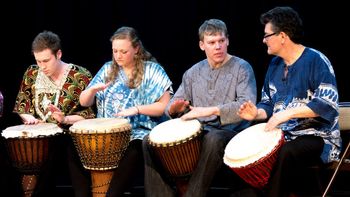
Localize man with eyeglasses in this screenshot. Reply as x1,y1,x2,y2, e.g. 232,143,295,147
238,6,340,197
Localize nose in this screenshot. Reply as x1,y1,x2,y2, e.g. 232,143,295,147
215,42,221,49
115,52,122,59
37,62,46,69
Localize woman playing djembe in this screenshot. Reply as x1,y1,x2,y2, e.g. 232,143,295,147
79,26,173,197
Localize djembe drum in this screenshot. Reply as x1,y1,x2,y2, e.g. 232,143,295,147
69,118,131,197
1,123,63,196
148,118,202,196
223,123,284,189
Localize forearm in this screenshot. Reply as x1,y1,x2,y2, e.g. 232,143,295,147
136,103,165,117
256,108,268,120
284,106,318,119
137,91,171,117
80,88,97,107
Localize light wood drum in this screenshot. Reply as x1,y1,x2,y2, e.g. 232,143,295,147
69,118,131,197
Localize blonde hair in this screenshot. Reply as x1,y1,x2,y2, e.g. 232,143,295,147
107,26,156,88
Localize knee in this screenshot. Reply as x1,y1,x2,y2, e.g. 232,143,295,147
202,132,227,154
278,143,297,161
142,135,150,149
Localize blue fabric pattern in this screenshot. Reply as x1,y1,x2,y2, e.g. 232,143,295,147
257,47,341,163
87,61,173,140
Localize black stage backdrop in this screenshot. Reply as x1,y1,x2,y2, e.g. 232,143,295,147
0,0,348,129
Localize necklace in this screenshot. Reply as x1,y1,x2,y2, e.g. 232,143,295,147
34,64,72,121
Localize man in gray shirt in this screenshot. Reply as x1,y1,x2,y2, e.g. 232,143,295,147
143,19,257,197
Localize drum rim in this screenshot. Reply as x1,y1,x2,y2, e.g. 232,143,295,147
148,118,202,145
1,123,63,138
223,123,284,168
69,124,132,134
69,118,131,133
2,132,62,139
225,133,285,169
148,129,202,147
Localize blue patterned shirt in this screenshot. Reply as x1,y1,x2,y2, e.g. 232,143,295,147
87,61,173,140
257,47,341,163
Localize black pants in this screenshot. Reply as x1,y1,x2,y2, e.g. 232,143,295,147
66,134,92,197
106,139,144,197
33,134,91,197
265,135,324,197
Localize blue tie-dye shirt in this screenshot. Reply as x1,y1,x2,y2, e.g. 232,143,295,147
87,61,173,140
257,47,341,163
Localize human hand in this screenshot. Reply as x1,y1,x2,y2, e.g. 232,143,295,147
237,100,258,121
265,110,290,131
93,81,112,92
48,104,65,123
20,114,43,125
168,99,190,117
115,106,139,117
180,106,211,120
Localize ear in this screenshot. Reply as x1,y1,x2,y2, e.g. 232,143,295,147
199,41,205,51
280,32,288,39
280,32,289,45
135,45,140,53
56,49,62,59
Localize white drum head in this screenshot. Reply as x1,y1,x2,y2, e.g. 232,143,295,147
69,118,131,133
223,123,283,168
1,123,63,138
149,118,201,144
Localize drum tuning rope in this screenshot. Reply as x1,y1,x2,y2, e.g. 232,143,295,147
22,175,36,197
91,179,112,195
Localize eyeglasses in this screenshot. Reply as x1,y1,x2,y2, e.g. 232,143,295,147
263,32,277,40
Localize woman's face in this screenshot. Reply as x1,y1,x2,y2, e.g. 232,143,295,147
112,38,138,68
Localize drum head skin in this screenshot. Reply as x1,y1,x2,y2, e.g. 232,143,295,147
149,118,201,145
69,118,131,133
1,123,63,138
224,123,283,168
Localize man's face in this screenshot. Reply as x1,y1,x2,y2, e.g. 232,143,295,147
34,48,60,77
199,32,229,67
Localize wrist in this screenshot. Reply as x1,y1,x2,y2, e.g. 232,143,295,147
135,106,140,115
63,116,69,124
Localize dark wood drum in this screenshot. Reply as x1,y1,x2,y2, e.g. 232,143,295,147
1,123,63,196
148,118,202,195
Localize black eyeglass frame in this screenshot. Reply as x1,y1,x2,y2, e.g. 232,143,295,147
263,32,277,39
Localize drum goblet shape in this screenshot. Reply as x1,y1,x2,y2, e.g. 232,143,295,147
148,118,202,195
223,123,284,189
1,123,63,196
69,118,131,197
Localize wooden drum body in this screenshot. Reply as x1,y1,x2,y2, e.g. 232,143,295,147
1,123,63,196
69,118,131,196
148,118,202,195
223,123,284,189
